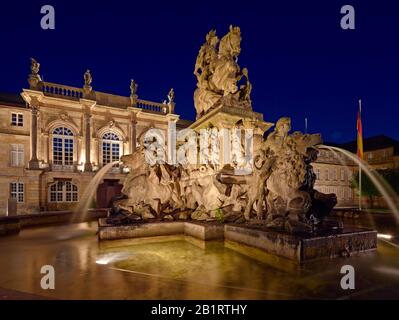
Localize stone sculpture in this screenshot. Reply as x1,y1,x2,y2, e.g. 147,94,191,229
167,88,175,104
193,26,252,119
110,119,337,233
30,58,41,77
130,79,138,97
108,26,338,234
84,70,92,87
28,58,42,89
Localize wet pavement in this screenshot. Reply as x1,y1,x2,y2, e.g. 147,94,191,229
0,220,398,299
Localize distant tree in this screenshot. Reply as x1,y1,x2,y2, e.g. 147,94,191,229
350,170,380,208
381,168,399,194
350,168,399,208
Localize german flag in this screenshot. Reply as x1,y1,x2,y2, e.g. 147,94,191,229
357,100,363,159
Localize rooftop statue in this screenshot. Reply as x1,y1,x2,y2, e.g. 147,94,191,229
193,26,252,119
84,69,92,87
30,58,41,77
167,88,175,104
28,58,42,88
130,79,138,97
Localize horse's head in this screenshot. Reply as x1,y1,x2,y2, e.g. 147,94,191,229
219,25,241,57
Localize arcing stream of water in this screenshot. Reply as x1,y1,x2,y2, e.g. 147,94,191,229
318,145,399,224
73,161,120,222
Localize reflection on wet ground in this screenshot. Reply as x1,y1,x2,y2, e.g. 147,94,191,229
0,218,398,299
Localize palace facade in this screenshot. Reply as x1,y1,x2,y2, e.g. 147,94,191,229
313,150,357,207
0,63,190,215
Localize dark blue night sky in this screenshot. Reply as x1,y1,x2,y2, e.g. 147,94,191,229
0,0,398,143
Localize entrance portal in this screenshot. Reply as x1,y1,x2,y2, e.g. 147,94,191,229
96,179,123,208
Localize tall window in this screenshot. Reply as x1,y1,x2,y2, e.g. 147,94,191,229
10,144,24,167
382,150,388,159
329,169,334,181
10,182,24,203
315,168,320,180
325,169,329,180
11,113,23,127
339,188,344,199
49,181,78,202
340,169,345,181
368,152,373,160
102,132,121,165
53,127,74,166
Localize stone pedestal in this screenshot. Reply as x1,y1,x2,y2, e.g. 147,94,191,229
25,170,43,213
190,104,272,132
28,75,41,90
189,104,273,168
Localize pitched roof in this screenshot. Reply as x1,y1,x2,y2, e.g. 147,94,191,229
329,135,399,156
0,92,26,108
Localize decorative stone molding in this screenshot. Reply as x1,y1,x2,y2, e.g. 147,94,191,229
96,124,126,141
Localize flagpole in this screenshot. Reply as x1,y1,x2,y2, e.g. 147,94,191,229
305,117,308,134
358,99,362,211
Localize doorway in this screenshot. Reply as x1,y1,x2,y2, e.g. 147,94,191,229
96,179,123,208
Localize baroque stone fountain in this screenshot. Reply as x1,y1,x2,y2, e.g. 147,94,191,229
99,26,377,262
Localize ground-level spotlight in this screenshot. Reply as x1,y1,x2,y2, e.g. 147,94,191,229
377,233,393,240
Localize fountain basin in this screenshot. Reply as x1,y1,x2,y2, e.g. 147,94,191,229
225,224,377,262
98,219,377,262
0,217,20,236
98,219,224,241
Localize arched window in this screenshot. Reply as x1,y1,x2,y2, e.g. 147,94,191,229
49,181,78,202
53,127,74,166
102,132,121,165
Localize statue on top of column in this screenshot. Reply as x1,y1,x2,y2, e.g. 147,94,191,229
30,58,41,78
193,26,252,119
130,79,138,97
84,70,92,87
28,58,42,89
167,88,175,104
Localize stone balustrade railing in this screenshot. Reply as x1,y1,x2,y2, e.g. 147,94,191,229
38,81,169,114
40,82,84,100
136,99,168,114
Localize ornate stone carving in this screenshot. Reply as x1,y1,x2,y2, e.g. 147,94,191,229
59,112,69,121
107,26,338,233
109,116,337,233
83,70,92,93
28,58,42,89
193,26,252,119
130,79,138,106
130,79,138,97
167,88,174,104
166,88,175,113
30,58,41,76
